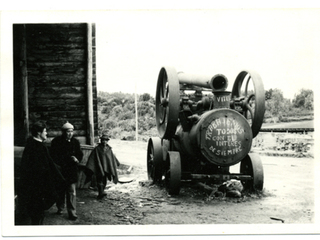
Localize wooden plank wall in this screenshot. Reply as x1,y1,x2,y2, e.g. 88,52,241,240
24,23,98,144
13,24,29,146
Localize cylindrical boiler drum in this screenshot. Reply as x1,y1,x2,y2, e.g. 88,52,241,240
187,109,253,167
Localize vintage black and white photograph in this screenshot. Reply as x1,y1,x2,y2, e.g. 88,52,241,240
1,1,319,238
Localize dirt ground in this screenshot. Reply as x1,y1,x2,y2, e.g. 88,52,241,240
39,138,316,230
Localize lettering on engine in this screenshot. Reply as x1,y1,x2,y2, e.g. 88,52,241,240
216,95,231,103
205,117,245,157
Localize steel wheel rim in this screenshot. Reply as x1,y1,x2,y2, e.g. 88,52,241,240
240,153,264,191
165,151,181,195
156,66,180,139
147,138,163,183
231,70,265,138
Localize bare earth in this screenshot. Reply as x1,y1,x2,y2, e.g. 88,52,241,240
41,138,316,231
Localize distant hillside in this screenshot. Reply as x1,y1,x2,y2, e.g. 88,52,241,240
97,91,157,140
97,90,314,141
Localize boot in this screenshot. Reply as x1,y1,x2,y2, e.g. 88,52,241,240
97,185,107,199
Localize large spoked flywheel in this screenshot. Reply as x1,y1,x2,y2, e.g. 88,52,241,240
240,153,264,191
165,151,181,195
231,70,265,138
156,66,180,139
147,138,164,184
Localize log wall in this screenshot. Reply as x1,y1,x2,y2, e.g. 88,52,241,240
14,23,98,145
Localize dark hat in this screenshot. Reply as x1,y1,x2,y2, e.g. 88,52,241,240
100,134,110,140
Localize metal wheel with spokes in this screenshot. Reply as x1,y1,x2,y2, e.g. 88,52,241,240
231,70,265,138
155,66,180,139
240,153,264,191
147,138,164,184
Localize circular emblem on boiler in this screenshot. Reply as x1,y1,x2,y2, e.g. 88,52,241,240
200,109,253,166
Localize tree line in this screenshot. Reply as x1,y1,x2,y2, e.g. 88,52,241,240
265,88,313,123
98,92,157,140
97,88,313,140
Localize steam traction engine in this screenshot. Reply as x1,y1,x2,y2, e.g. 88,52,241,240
147,66,265,195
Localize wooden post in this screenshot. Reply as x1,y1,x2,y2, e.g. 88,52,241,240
14,24,29,145
135,83,138,141
22,25,29,141
86,23,94,145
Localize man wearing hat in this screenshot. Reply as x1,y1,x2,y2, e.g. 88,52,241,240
50,121,83,220
84,134,120,199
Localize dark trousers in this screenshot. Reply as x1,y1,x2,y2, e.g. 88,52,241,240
56,183,77,217
97,175,107,196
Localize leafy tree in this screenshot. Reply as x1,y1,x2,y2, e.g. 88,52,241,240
118,111,135,120
293,89,313,110
265,88,288,122
101,105,113,115
304,93,314,110
138,101,155,116
111,105,123,116
265,89,273,100
140,93,151,102
103,118,117,130
97,91,157,139
118,119,136,132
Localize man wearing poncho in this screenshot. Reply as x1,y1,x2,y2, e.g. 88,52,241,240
85,134,120,199
18,122,66,225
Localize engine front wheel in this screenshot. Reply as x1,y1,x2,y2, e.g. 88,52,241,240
165,151,181,195
147,138,164,184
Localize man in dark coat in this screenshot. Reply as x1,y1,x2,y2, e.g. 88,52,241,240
50,121,83,220
18,121,66,225
85,134,120,199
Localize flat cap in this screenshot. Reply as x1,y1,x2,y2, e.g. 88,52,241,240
62,121,74,130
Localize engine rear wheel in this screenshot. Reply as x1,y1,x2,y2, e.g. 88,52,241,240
231,70,265,138
155,66,180,139
240,153,264,191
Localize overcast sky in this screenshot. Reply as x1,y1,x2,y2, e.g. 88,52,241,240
94,9,319,99
1,7,319,102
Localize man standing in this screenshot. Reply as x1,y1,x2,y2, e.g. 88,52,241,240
18,121,65,225
50,122,83,220
85,134,120,199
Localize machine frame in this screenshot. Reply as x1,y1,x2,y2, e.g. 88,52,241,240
147,66,265,195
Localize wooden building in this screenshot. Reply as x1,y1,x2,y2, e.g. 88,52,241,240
13,23,98,146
